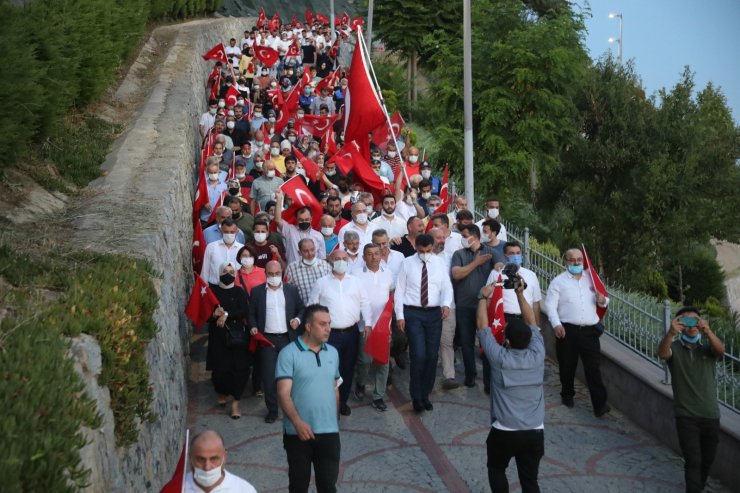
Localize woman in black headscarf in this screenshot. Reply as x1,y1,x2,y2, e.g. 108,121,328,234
207,262,251,419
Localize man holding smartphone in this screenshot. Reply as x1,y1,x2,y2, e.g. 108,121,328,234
658,306,725,493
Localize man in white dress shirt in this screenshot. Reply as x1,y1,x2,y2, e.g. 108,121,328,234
395,234,453,413
371,194,408,239
353,243,395,412
309,249,372,416
545,248,610,416
201,219,244,285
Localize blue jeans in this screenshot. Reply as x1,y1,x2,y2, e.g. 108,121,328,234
456,306,479,382
404,306,443,402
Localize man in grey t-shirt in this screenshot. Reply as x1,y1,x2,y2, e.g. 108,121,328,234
249,160,284,213
477,276,545,493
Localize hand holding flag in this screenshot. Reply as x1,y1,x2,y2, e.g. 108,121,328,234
364,297,393,365
202,43,228,64
581,244,608,320
185,274,220,329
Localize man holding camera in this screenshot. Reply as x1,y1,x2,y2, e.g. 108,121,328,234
658,307,725,493
477,270,545,492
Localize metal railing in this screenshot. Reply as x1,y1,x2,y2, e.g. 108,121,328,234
494,218,740,414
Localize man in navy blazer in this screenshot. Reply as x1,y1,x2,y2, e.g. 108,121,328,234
249,260,305,423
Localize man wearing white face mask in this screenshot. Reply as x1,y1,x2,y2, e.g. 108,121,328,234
184,430,257,493
319,214,339,254
337,201,379,251
249,161,283,214
475,198,508,242
201,219,244,286
419,161,441,195
309,249,373,416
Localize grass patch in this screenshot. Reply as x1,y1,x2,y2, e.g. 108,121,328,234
0,242,159,490
40,116,120,188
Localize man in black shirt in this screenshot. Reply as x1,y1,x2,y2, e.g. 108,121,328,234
391,217,425,258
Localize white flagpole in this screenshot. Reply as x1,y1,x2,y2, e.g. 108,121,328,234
181,428,190,493
355,26,411,189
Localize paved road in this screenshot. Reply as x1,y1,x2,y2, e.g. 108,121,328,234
187,333,729,492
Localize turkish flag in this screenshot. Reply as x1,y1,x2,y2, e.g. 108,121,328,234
202,43,228,64
341,12,350,25
342,140,389,203
267,88,284,109
224,85,240,107
371,111,404,151
292,147,322,182
159,430,189,493
257,7,266,28
305,9,313,24
315,67,341,95
283,83,301,114
298,114,338,139
351,17,364,30
193,176,209,219
253,46,280,67
185,274,220,328
287,40,301,57
192,215,206,273
274,108,291,134
344,26,387,160
209,73,220,101
439,164,449,202
316,13,329,25
364,296,393,365
249,331,275,353
581,244,608,320
321,124,337,156
291,14,298,27
487,274,506,345
298,71,312,90
205,190,228,227
280,176,323,229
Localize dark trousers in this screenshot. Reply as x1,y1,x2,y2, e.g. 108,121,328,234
675,416,720,493
456,306,479,382
487,427,544,493
555,323,607,410
251,348,262,393
404,306,443,402
328,327,359,405
260,333,291,414
284,432,341,493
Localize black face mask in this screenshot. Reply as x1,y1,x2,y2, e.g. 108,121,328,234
220,273,235,285
232,212,241,219
338,185,349,193
298,221,311,231
229,187,240,195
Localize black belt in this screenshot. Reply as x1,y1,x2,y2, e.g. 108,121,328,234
265,332,289,337
563,322,596,330
331,325,357,333
404,305,439,312
504,313,523,320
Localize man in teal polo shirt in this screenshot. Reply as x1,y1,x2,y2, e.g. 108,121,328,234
277,304,341,493
658,306,725,493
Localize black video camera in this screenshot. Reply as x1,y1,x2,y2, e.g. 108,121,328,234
502,262,522,290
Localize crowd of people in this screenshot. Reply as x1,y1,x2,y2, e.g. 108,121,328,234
181,11,727,493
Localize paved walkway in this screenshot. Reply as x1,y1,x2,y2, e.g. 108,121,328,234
187,333,729,492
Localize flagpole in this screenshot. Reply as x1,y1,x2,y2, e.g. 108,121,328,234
181,429,190,493
355,26,411,189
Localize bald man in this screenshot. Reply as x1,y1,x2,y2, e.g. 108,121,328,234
184,430,256,492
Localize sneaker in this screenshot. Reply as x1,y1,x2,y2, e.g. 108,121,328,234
371,398,387,412
561,396,574,408
353,385,366,402
442,378,461,390
255,390,264,398
340,403,352,416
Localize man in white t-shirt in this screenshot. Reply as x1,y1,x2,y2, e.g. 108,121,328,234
225,38,242,67
184,430,257,493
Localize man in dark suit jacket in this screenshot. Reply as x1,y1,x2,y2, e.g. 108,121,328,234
249,260,305,423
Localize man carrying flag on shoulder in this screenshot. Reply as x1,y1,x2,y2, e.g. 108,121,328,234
545,247,611,417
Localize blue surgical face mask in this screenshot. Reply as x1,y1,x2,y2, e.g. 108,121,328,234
681,333,701,344
567,264,583,275
508,254,522,266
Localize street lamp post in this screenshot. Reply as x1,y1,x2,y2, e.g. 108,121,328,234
608,12,623,64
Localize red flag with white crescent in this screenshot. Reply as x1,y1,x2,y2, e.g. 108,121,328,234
305,9,313,24
344,26,387,160
185,274,220,328
298,114,338,139
291,15,298,27
321,125,337,157
439,164,449,202
224,85,240,107
292,147,322,182
581,244,608,320
201,43,228,64
267,88,285,109
364,296,393,365
488,274,506,344
192,214,206,273
371,111,404,151
351,17,364,30
253,46,280,67
316,13,329,25
315,67,341,95
341,12,350,26
280,176,323,229
257,7,266,28
287,40,301,57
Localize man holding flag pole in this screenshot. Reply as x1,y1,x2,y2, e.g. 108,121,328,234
545,247,611,417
